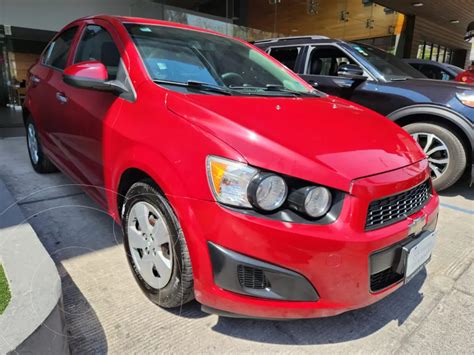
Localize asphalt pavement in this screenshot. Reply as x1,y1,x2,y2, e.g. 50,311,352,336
0,136,472,354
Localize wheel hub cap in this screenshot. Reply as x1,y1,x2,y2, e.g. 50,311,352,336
127,201,173,289
411,132,449,180
27,123,39,164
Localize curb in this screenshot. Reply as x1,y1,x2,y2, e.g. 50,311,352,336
0,179,69,354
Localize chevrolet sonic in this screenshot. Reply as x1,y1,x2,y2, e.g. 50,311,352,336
23,15,439,319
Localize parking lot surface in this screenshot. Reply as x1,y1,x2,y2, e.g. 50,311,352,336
0,136,472,354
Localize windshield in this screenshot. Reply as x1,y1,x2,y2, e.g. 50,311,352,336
125,24,315,96
349,42,426,80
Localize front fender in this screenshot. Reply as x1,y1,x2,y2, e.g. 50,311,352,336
112,148,186,218
104,111,244,221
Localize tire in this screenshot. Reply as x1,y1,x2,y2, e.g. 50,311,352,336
404,122,467,191
25,116,58,173
122,181,194,308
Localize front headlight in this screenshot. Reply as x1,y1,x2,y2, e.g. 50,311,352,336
456,92,474,108
206,156,288,211
288,186,332,218
247,173,288,211
206,156,257,208
206,155,337,219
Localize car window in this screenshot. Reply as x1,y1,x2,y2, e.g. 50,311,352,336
419,64,452,80
125,24,313,96
307,46,354,76
75,25,121,80
445,64,463,75
349,43,425,80
141,42,218,85
43,27,78,70
268,47,301,71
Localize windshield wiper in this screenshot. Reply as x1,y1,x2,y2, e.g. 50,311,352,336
265,84,322,96
153,79,232,95
230,84,320,97
264,84,304,96
389,77,411,81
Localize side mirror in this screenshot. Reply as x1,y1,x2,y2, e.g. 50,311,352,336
63,61,127,94
337,63,367,81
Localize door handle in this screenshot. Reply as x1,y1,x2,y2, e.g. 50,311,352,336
308,80,319,87
56,92,68,104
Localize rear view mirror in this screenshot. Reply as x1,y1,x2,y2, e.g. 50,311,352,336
63,61,127,95
337,63,367,81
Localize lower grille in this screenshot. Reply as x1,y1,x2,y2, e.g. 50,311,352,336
366,180,431,231
237,265,270,289
370,268,403,292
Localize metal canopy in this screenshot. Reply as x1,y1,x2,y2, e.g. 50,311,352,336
375,0,474,36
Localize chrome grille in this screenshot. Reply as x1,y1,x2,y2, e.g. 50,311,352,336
365,180,431,231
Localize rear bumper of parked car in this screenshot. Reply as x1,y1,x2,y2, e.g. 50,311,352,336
168,161,439,319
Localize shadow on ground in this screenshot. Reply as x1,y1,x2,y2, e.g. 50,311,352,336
438,176,473,200
163,300,210,319
59,265,108,353
210,270,426,345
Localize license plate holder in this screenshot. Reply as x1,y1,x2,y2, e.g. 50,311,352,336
402,231,437,283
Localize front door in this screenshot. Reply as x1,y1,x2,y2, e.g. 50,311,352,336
56,21,125,204
299,45,361,98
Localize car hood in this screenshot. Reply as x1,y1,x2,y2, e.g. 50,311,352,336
389,78,474,93
166,93,425,191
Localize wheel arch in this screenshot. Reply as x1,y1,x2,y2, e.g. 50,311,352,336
388,105,473,166
116,167,157,218
22,106,31,126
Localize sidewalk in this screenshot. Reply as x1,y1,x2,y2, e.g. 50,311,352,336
0,176,68,353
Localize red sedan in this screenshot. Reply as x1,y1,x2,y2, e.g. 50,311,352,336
455,65,474,84
24,15,439,319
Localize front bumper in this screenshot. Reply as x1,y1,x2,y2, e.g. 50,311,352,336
168,160,439,319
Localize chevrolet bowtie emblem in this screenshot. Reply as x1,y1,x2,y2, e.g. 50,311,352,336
408,215,427,236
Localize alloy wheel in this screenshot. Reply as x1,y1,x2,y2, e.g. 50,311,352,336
127,201,173,289
411,132,449,180
27,123,39,164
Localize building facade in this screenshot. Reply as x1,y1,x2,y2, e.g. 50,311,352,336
0,0,472,110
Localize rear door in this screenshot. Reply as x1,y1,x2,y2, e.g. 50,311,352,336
266,46,304,73
28,26,79,158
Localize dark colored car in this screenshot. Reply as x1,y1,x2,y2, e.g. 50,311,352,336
404,59,464,81
255,36,474,191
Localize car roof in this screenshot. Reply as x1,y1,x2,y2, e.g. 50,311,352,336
444,63,463,71
253,35,344,47
74,14,234,38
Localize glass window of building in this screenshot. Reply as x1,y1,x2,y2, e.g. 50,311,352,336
438,46,445,63
417,41,453,64
430,44,439,61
